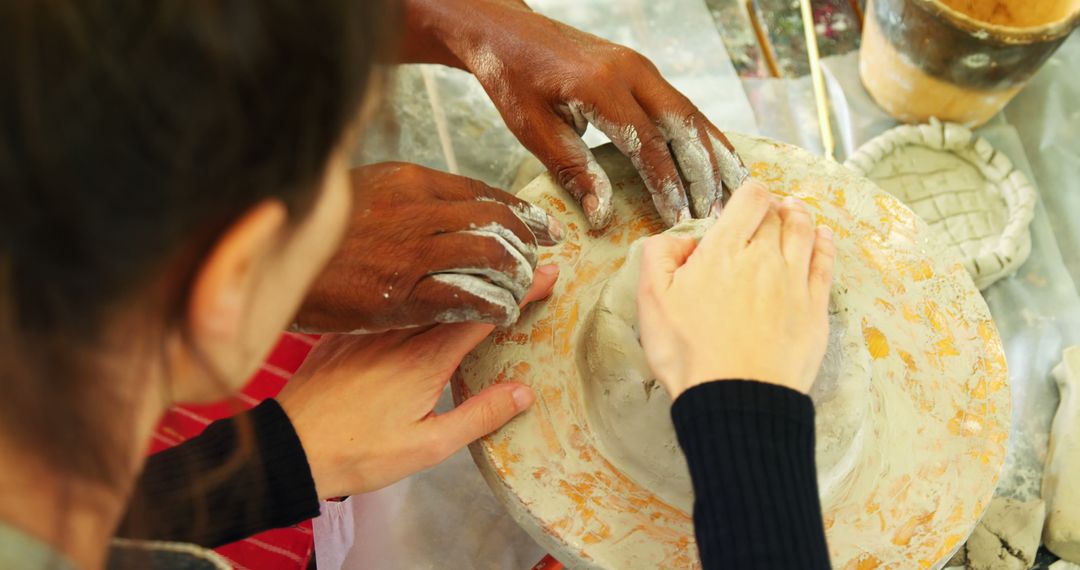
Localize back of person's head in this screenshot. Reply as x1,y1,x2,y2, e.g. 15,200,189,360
0,0,397,485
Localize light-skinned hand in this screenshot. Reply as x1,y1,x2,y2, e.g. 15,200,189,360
278,264,559,499
636,180,835,398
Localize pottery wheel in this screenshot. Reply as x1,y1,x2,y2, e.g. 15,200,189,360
451,135,1010,569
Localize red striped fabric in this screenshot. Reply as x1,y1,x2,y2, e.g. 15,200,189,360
149,332,318,570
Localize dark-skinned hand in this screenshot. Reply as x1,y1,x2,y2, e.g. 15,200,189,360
404,0,750,229
293,163,562,333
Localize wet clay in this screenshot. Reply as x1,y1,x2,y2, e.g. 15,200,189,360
949,497,1046,570
1044,347,1080,563
581,220,871,512
844,120,1037,290
454,137,1010,570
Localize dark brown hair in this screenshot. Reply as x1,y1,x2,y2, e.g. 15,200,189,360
0,0,398,486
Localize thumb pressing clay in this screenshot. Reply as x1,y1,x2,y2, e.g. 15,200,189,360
1044,346,1080,563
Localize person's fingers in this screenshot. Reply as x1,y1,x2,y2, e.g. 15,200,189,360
704,124,751,200
638,235,697,298
494,197,564,247
422,381,535,465
630,81,749,218
572,100,690,227
749,202,783,251
555,103,589,136
696,179,773,256
663,116,720,219
808,226,836,308
423,274,521,326
429,231,535,303
779,196,816,280
432,201,541,267
412,264,560,359
523,111,615,230
434,178,565,246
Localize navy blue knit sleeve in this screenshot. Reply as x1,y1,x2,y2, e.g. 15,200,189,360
671,380,831,569
119,399,320,547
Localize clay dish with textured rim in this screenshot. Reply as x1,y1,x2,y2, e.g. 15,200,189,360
452,135,1010,569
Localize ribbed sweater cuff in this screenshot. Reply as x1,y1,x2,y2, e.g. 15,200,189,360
122,399,320,547
671,380,830,569
246,399,321,532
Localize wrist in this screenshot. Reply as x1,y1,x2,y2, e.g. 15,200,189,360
679,368,807,397
400,0,466,68
402,0,532,71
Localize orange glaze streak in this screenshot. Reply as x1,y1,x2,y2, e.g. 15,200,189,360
493,361,531,384
542,195,569,213
749,161,785,184
862,321,890,359
535,389,563,454
830,186,847,208
897,350,917,371
845,554,882,570
901,259,934,282
557,304,579,357
531,313,555,344
488,437,524,478
492,330,530,345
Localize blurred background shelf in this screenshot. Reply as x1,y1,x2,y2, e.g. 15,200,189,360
705,0,865,78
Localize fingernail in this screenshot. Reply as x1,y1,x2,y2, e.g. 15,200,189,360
783,196,800,207
512,385,535,411
819,225,834,240
538,263,559,276
582,194,599,214
546,215,565,242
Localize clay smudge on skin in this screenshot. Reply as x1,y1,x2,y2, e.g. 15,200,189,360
556,103,589,136
458,224,535,301
652,181,689,226
569,102,688,226
434,307,494,326
431,273,519,326
474,196,565,244
581,152,614,228
557,131,614,229
571,102,643,162
660,115,717,218
708,132,751,192
466,221,539,267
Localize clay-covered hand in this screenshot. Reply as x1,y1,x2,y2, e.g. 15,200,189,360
636,180,836,398
278,265,558,499
293,163,562,333
406,0,748,229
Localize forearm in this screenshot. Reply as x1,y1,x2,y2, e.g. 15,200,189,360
672,380,831,569
118,400,320,547
398,0,532,68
